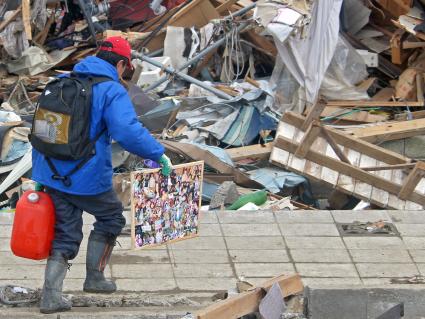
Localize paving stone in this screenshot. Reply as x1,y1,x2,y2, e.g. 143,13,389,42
173,263,234,278
0,225,12,238
176,278,237,291
198,223,222,237
396,224,425,237
295,263,359,278
0,251,47,265
169,236,226,250
274,211,333,224
225,236,286,250
290,249,351,263
331,210,391,223
229,249,290,263
217,211,274,224
234,263,294,278
409,250,425,263
115,279,177,292
280,223,339,237
0,265,45,279
360,278,425,286
349,249,412,263
301,277,363,287
63,279,85,291
356,263,419,278
111,249,170,264
285,237,345,249
388,211,425,224
0,213,14,225
343,237,405,249
169,249,228,264
82,214,96,225
221,224,281,237
112,264,174,278
403,237,425,250
199,210,219,224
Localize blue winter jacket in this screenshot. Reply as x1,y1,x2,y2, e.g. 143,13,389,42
32,56,165,195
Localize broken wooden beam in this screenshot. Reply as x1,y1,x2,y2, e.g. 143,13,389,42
320,127,351,165
362,163,416,171
327,101,424,107
225,143,273,161
295,122,321,158
22,0,32,40
196,274,303,319
301,99,327,130
398,162,425,200
345,118,425,144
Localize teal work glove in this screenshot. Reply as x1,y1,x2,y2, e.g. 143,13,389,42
34,182,44,192
158,154,172,176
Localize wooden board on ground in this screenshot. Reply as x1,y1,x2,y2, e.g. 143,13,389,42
226,143,273,161
130,161,204,249
196,274,303,319
270,112,425,209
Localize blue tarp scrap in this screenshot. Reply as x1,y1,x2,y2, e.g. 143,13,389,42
248,167,318,207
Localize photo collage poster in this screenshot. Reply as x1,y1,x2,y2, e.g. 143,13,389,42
131,161,203,249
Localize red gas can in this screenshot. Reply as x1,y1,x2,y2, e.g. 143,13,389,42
10,191,56,260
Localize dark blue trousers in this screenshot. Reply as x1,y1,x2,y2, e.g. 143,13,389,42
46,187,125,260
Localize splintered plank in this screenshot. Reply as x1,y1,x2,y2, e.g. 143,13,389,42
388,169,407,210
354,154,375,202
370,161,391,208
196,274,303,319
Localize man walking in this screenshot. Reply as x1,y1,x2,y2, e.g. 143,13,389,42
31,37,172,314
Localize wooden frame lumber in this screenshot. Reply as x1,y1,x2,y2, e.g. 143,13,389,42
399,162,425,200
295,122,321,158
283,112,410,165
320,127,351,164
196,274,303,319
274,136,425,206
362,163,416,171
22,0,32,40
226,143,273,161
346,118,425,144
327,100,425,107
417,73,424,102
301,99,326,130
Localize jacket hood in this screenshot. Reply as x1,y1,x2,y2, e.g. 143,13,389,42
73,56,119,81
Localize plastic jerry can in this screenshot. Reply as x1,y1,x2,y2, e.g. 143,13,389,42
10,191,55,260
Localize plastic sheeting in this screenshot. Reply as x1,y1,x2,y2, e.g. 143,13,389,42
320,37,369,100
269,0,343,104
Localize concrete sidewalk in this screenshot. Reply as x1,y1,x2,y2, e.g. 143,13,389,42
1,209,425,317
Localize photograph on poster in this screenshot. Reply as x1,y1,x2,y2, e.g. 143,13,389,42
131,161,203,249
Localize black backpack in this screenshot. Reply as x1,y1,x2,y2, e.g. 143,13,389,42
30,73,112,187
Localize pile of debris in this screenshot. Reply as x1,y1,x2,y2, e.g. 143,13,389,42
0,0,425,211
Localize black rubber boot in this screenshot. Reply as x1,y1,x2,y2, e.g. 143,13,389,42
40,251,72,314
83,231,117,293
